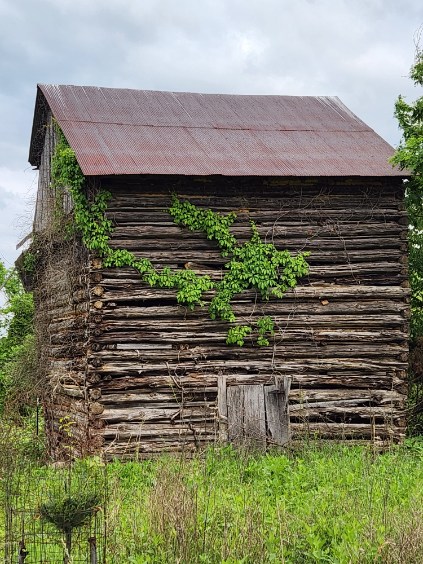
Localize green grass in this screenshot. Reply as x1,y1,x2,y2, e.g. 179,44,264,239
1,441,423,563
103,442,423,563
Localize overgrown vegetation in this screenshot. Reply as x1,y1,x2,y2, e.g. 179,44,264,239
392,45,423,434
391,46,423,339
1,443,422,563
50,126,309,345
40,491,101,561
0,262,35,414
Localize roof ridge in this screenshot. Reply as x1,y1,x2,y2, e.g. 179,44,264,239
56,118,372,133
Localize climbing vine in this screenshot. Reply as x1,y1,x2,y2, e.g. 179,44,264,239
50,127,309,346
51,127,113,255
169,195,310,339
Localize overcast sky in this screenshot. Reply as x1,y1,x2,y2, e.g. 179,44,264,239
0,0,421,269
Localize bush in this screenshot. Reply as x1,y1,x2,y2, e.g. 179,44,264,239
0,261,35,413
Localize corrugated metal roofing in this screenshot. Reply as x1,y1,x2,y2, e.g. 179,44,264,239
29,84,404,177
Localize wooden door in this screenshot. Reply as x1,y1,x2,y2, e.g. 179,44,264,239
218,376,291,447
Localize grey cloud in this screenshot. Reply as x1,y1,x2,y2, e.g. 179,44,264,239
0,0,421,265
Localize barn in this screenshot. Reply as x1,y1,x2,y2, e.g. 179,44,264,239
24,84,409,459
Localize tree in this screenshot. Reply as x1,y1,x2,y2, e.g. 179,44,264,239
391,44,423,434
0,262,34,411
391,46,423,338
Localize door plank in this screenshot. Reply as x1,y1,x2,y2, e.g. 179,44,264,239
217,374,228,441
243,384,266,448
264,377,291,445
227,385,244,444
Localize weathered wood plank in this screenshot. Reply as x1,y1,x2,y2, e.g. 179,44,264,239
217,375,228,442
243,385,266,448
264,377,291,445
90,371,407,393
290,422,405,439
227,386,244,444
93,386,404,406
100,405,216,423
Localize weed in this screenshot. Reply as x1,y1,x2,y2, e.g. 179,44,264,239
1,443,422,563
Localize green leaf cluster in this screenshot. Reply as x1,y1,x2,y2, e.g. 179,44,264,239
257,315,275,346
208,221,309,324
391,48,423,338
0,264,34,360
169,195,237,255
0,262,34,410
51,126,113,255
22,250,37,274
226,325,252,346
171,196,309,344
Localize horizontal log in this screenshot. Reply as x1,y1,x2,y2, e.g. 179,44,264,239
97,386,403,402
101,405,216,423
102,440,209,457
111,222,404,239
100,423,216,440
89,281,410,300
93,337,407,354
290,422,405,439
289,388,404,405
92,313,406,333
95,329,406,354
101,400,215,411
108,208,407,223
98,300,409,320
106,191,404,205
47,407,88,424
58,385,85,399
88,347,406,367
50,331,87,345
50,346,87,359
93,356,407,373
91,331,408,348
90,370,406,394
99,390,217,404
49,316,87,332
108,238,405,255
108,191,401,206
93,360,407,379
107,252,406,270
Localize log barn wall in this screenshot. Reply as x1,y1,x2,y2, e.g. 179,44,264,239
31,124,92,459
34,237,92,459
77,175,409,458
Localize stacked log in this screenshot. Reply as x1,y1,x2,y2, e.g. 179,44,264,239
34,239,92,459
81,176,408,456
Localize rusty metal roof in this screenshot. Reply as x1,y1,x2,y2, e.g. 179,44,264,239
29,84,404,177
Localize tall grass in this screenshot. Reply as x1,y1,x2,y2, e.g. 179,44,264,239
104,442,423,563
1,439,422,563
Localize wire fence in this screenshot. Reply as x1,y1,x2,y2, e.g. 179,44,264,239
1,457,107,563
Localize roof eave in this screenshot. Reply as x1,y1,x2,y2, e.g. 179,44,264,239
28,85,50,169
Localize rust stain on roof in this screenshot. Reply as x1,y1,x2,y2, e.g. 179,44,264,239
29,84,404,177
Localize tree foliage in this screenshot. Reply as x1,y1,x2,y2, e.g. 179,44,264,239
391,46,423,338
392,45,423,434
0,262,34,410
